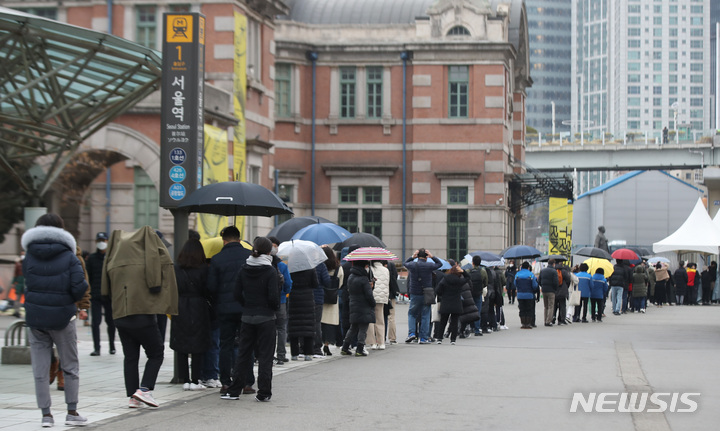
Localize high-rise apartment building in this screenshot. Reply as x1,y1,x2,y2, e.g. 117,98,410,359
571,0,711,141
525,0,573,137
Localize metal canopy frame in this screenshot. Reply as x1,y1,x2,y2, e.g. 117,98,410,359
509,157,574,212
0,7,162,197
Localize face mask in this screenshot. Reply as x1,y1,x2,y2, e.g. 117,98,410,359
271,245,278,256
20,254,25,260
97,241,107,251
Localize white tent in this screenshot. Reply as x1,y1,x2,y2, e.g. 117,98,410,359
652,198,720,254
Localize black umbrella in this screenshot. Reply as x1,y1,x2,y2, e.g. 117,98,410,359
267,216,334,243
502,245,543,260
537,254,568,262
178,182,293,217
333,232,387,251
574,246,612,260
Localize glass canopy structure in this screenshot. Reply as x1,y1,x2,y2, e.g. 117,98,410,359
0,6,162,198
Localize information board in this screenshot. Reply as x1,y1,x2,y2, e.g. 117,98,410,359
160,12,205,208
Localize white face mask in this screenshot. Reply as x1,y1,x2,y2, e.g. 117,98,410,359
271,245,278,256
97,241,108,251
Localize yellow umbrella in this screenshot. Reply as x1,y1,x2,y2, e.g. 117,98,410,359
201,236,252,258
583,257,614,278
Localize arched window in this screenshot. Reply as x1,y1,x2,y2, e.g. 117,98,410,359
447,26,470,36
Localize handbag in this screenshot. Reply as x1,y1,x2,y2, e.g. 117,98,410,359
423,287,436,305
431,303,441,322
569,288,581,306
324,269,340,304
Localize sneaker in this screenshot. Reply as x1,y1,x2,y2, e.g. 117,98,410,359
305,356,313,361
388,340,398,345
42,416,54,428
340,349,351,356
640,309,646,313
436,340,442,345
450,341,456,345
312,354,324,358
220,393,240,400
65,413,88,427
474,332,482,336
255,395,271,402
201,379,222,388
132,389,159,408
189,383,206,391
378,344,386,350
89,351,100,357
128,398,143,408
363,347,370,355
274,358,285,365
501,325,509,330
291,356,299,361
355,350,368,357
418,339,430,344
371,344,378,350
182,383,191,391
405,334,417,343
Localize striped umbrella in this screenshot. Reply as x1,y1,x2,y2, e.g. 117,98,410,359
343,247,397,261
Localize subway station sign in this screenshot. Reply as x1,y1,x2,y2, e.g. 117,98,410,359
160,12,205,208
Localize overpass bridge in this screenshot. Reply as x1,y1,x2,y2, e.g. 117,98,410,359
525,135,720,172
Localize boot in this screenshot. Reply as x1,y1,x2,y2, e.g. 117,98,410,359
340,342,352,356
56,369,65,391
355,343,367,357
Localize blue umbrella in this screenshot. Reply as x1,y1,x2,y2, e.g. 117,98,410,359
414,257,452,270
502,245,543,260
291,223,352,245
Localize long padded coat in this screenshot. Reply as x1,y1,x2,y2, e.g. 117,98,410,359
288,269,317,337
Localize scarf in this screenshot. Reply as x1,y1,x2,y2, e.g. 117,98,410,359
246,254,272,266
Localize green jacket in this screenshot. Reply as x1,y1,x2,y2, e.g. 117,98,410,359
632,267,649,298
101,226,178,320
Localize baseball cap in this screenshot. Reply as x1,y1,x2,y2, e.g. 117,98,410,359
96,232,108,241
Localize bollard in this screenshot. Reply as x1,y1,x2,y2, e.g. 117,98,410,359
2,320,32,364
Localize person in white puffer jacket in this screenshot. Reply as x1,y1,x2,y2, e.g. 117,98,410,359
366,261,390,350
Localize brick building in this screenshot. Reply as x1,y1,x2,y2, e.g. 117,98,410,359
272,0,530,260
0,0,530,262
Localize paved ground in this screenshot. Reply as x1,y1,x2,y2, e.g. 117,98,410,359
1,302,718,430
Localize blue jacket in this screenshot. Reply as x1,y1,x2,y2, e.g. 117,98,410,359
404,257,442,295
514,268,539,300
577,272,592,298
21,226,88,330
591,273,608,299
314,263,330,305
208,241,251,316
278,261,292,304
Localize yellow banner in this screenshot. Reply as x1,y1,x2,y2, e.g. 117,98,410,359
233,12,247,236
566,202,573,256
197,124,228,239
549,197,571,257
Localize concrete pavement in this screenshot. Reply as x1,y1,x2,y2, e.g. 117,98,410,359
1,302,719,430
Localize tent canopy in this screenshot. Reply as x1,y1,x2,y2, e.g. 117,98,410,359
653,198,720,254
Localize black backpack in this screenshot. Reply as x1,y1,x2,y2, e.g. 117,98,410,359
468,267,486,298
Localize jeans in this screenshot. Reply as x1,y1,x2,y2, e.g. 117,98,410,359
200,326,219,381
275,303,288,360
226,320,275,399
90,297,115,353
472,297,483,333
610,286,623,313
407,294,430,340
29,323,80,414
632,297,646,311
622,289,629,312
117,323,164,397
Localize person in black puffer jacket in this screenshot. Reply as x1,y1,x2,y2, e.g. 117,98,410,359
22,213,89,427
170,238,211,391
288,268,318,360
433,261,468,344
341,260,376,356
222,237,279,402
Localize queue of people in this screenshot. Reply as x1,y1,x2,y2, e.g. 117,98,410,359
16,216,719,428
